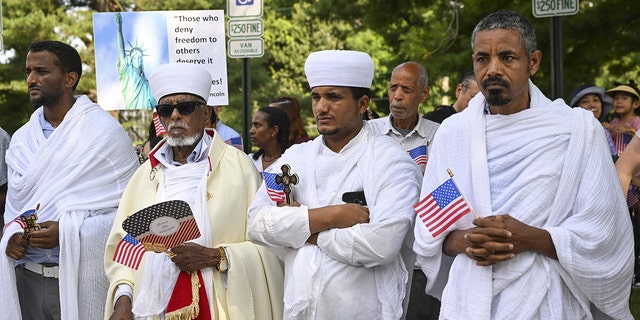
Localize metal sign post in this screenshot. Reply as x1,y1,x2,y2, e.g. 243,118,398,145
227,0,264,153
532,0,579,99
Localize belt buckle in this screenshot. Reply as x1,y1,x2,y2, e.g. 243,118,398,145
42,266,59,278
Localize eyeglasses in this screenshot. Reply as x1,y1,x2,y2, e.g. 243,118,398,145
156,101,204,117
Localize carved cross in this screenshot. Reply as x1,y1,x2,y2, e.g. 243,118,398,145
21,212,41,239
275,164,299,205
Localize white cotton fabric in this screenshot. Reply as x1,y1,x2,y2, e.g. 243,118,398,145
0,95,138,320
304,50,374,89
248,122,422,320
413,80,634,319
248,153,264,173
149,63,212,102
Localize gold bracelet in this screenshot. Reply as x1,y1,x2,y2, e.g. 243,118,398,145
216,247,228,272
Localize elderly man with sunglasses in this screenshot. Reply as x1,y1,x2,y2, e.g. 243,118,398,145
104,63,284,320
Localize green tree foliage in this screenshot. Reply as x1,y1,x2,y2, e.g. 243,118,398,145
0,0,98,134
1,0,638,138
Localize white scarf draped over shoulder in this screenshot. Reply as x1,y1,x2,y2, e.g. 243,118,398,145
414,80,634,319
0,95,138,320
132,160,212,319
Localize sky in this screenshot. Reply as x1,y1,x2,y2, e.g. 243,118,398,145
93,11,169,110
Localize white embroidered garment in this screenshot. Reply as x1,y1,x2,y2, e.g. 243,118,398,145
132,159,212,319
413,80,634,319
248,122,422,320
0,95,138,320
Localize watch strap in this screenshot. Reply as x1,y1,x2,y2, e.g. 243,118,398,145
216,247,227,271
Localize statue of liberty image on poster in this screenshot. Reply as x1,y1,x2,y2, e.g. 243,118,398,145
116,12,156,110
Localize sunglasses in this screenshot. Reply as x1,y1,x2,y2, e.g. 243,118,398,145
156,101,204,117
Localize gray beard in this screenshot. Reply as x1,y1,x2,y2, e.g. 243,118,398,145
166,132,202,147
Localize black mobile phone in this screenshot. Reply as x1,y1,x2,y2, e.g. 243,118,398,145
342,191,367,206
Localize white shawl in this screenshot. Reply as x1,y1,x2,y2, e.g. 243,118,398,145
0,96,138,319
132,159,214,319
414,80,634,319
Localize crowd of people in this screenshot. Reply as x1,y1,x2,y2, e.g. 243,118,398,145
0,9,639,320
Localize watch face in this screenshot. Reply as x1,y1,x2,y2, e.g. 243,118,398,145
218,260,228,272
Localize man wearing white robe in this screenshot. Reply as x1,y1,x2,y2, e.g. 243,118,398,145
0,40,138,320
248,50,422,320
413,10,634,319
105,63,283,320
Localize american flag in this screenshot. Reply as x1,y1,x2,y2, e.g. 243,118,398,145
122,200,201,251
414,178,471,238
153,113,167,136
3,208,35,234
14,210,34,229
614,133,633,157
225,137,243,150
263,171,285,203
408,145,428,166
113,234,146,270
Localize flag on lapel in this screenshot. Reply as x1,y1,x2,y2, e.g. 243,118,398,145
263,171,286,203
113,233,146,270
408,145,428,166
414,178,471,237
225,137,243,150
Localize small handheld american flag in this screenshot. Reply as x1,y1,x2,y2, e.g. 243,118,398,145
414,170,477,238
225,137,243,150
13,204,41,239
113,234,146,270
408,145,428,166
153,112,167,136
263,171,286,203
113,200,200,269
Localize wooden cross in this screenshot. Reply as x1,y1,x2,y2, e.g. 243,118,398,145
275,164,299,205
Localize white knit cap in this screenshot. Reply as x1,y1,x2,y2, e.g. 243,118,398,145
149,63,212,102
304,50,374,89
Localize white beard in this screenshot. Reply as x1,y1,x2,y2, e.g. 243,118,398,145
166,131,202,147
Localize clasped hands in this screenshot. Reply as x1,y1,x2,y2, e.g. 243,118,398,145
445,214,541,266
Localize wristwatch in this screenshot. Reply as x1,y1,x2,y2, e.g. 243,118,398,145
216,247,228,272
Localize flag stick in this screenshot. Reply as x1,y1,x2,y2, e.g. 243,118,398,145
447,168,479,219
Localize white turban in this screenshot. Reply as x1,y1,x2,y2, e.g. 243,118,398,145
149,63,212,102
304,50,374,89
